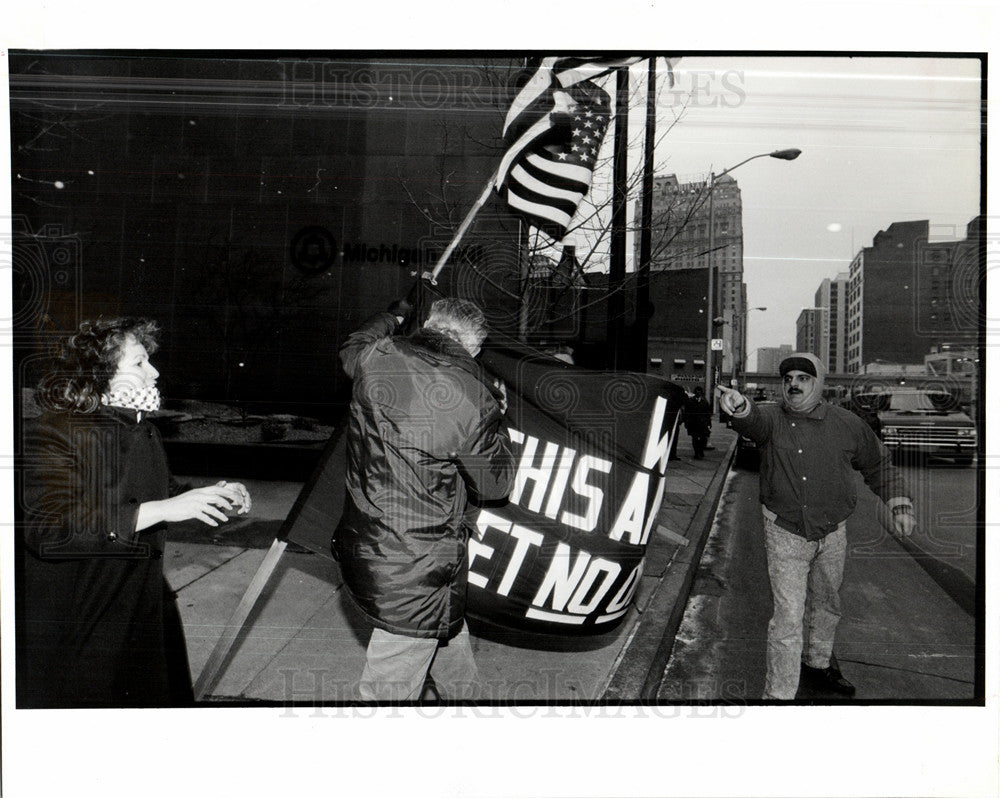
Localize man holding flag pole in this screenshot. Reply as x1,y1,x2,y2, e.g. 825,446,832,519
332,297,514,701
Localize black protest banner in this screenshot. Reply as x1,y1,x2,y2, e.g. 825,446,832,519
281,325,685,636
465,346,685,634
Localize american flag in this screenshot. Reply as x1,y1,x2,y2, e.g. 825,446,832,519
495,57,640,190
500,80,612,240
496,57,637,241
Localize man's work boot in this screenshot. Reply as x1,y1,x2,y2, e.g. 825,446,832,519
800,662,856,697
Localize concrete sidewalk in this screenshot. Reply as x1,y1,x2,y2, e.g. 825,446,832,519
164,428,739,703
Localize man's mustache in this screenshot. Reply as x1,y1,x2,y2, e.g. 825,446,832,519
787,387,803,394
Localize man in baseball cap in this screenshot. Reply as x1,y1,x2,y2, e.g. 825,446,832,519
717,352,915,700
778,352,825,411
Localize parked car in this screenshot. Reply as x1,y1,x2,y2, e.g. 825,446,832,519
850,388,977,466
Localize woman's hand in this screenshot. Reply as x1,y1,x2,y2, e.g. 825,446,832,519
137,481,252,530
219,481,252,515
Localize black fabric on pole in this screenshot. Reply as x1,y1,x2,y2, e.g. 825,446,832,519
282,280,687,635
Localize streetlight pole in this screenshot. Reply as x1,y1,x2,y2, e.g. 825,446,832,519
705,172,717,404
703,148,801,407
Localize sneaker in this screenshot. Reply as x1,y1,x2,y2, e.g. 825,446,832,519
800,663,856,696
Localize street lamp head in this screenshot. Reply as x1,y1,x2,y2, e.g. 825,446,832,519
769,148,802,161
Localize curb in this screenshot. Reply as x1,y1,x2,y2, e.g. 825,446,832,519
601,437,738,700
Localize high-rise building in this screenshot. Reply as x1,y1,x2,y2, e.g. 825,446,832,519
644,172,745,373
814,273,849,373
796,308,826,359
755,344,793,374
845,219,979,373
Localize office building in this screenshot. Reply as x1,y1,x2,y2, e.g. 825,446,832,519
645,172,746,374
845,219,980,373
796,308,826,360
755,344,793,374
814,273,849,373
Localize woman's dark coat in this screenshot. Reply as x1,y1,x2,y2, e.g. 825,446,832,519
17,406,194,708
333,313,515,640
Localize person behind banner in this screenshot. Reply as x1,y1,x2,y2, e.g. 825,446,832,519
332,297,515,702
716,352,915,701
683,386,712,459
18,317,251,708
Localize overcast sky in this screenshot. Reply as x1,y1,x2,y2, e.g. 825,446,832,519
649,55,982,364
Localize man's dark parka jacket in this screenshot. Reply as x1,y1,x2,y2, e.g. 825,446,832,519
333,312,515,640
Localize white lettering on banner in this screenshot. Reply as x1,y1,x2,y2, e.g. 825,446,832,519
525,608,586,625
641,395,675,474
566,558,621,615
640,475,666,546
506,397,674,542
470,509,545,598
471,508,644,626
532,542,591,611
467,539,494,588
543,447,577,520
560,454,612,531
507,428,611,534
497,524,544,596
509,435,561,513
604,562,644,613
463,393,677,626
608,471,650,544
474,508,513,540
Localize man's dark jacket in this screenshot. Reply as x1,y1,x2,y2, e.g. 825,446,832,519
333,313,515,640
683,395,712,437
729,398,908,541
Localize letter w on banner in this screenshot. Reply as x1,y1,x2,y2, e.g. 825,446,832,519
495,57,640,243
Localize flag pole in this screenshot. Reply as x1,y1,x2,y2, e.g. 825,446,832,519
606,66,630,370
634,57,658,373
423,166,500,284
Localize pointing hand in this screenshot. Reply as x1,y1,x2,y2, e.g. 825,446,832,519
716,386,748,416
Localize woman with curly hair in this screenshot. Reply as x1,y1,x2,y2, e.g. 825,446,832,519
17,317,252,707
